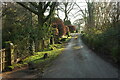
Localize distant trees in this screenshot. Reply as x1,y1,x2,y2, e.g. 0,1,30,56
73,19,84,32
57,2,77,35
84,2,120,31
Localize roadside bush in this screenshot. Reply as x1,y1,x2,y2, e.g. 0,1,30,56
67,25,76,33
51,18,66,37
82,26,120,62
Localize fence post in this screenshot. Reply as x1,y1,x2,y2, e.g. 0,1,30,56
4,42,12,71
10,43,14,64
0,50,2,72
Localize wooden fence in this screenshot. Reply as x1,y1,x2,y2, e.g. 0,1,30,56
0,42,31,72
0,43,14,72
0,49,6,72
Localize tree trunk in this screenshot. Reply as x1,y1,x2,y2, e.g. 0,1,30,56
34,14,45,51
35,40,40,52
50,37,54,45
41,39,45,50
29,5,33,55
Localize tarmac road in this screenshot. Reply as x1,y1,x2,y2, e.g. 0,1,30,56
43,33,118,78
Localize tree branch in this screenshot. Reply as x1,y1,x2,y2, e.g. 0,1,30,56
44,2,57,22
70,12,76,18
67,3,74,12
58,6,65,12
17,2,38,15
75,3,85,15
43,2,51,13
67,3,75,14
29,2,38,8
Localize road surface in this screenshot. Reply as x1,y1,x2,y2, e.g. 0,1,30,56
43,33,118,78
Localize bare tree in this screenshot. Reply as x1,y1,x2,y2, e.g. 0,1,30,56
58,2,75,21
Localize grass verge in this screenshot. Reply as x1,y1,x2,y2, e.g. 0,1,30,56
24,48,64,68
7,37,72,72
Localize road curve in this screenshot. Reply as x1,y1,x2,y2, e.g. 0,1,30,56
43,33,118,78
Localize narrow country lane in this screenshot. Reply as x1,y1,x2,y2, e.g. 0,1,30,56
43,33,118,78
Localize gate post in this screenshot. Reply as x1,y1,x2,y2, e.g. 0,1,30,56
4,42,12,71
